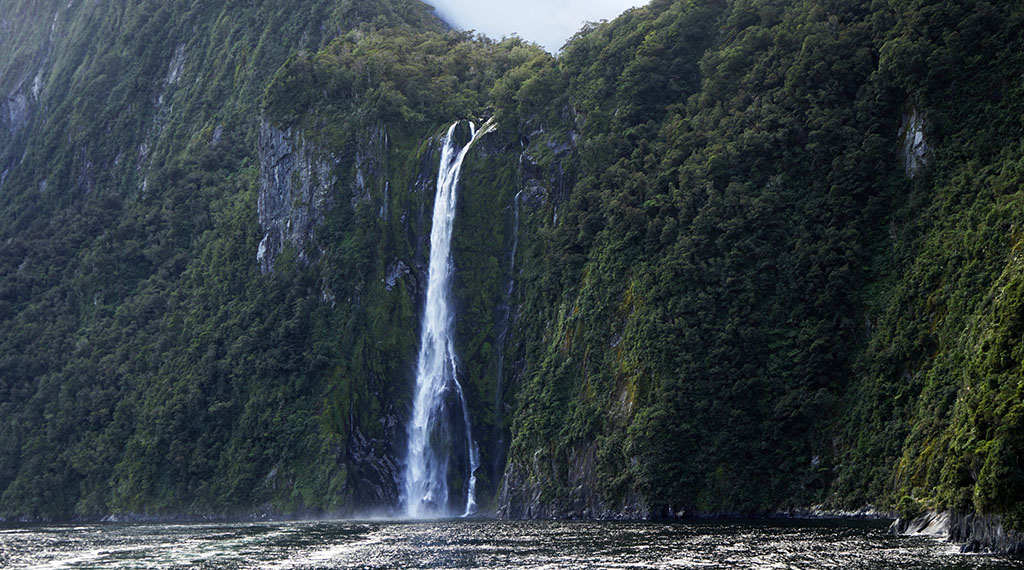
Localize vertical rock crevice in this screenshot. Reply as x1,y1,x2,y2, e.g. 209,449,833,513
899,108,928,179
256,118,338,273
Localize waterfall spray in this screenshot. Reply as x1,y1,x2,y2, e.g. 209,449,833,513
402,120,492,518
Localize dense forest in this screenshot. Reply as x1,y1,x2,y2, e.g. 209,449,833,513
1,0,1022,547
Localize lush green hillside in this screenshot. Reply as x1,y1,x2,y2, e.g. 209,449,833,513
1,0,1023,542
0,0,446,518
494,0,1024,524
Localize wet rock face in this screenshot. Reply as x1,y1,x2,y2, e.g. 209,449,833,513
166,43,186,85
518,126,578,211
496,442,648,520
0,73,42,191
891,510,1024,555
347,423,402,510
1,78,36,182
899,109,928,178
2,91,30,137
256,120,390,273
384,259,411,291
256,118,337,273
495,120,594,520
352,124,388,210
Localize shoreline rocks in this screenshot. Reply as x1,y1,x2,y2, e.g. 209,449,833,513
891,510,1024,555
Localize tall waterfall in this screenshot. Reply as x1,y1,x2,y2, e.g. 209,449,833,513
402,120,492,518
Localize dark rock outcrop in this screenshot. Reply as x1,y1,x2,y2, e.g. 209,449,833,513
347,425,402,510
891,510,1024,555
496,441,648,520
256,118,337,273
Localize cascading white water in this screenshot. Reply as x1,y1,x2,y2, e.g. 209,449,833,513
402,120,492,518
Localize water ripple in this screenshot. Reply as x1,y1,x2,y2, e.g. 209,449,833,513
1,519,1022,569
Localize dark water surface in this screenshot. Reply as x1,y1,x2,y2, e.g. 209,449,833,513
1,518,1021,569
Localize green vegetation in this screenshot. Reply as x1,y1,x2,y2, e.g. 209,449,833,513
495,0,1024,521
1,0,1023,532
0,0,448,518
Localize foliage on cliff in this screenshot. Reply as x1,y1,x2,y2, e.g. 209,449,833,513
500,0,897,515
0,0,447,518
1,0,1023,529
259,27,546,512
495,0,1024,523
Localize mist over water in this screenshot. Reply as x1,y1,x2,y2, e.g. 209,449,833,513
3,519,1023,569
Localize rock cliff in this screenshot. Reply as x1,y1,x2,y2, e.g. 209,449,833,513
256,119,338,273
892,511,1024,555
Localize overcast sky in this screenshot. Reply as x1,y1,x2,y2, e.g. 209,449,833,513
424,0,649,53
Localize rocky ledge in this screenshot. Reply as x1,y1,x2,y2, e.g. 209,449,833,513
891,510,1024,555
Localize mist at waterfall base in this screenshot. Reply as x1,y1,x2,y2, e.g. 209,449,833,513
4,519,1023,569
401,121,493,518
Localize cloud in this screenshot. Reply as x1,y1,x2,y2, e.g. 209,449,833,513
424,0,648,52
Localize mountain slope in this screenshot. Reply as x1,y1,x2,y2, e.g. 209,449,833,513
496,0,1024,524
0,0,445,518
0,0,1022,543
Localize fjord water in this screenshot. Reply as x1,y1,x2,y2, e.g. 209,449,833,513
3,519,1022,569
402,121,492,518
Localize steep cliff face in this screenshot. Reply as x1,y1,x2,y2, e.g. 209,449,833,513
893,511,1024,555
257,28,556,514
0,0,448,520
256,120,338,273
1,0,1024,544
252,116,418,512
1,82,31,137
0,0,53,192
0,81,31,188
899,109,928,179
489,0,1024,539
497,441,649,520
254,0,1024,538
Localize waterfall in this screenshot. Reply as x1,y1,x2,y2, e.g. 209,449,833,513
402,120,492,518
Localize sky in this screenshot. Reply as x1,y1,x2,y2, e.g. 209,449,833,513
423,0,650,53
